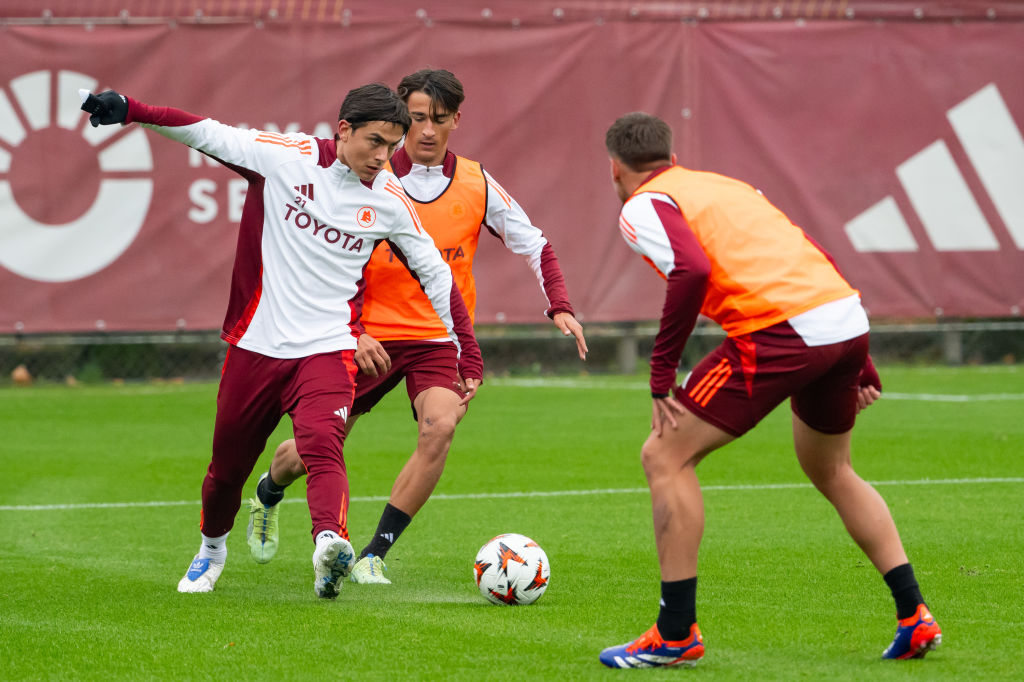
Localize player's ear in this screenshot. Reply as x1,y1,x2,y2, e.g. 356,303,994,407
671,152,678,165
609,157,622,182
450,110,461,131
337,119,352,143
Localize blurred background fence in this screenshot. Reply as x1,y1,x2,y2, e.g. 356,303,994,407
4,320,1023,386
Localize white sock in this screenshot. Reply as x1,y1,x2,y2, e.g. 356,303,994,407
315,530,339,546
198,532,229,564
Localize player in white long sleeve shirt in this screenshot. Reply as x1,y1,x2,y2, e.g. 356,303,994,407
246,69,587,585
80,85,482,599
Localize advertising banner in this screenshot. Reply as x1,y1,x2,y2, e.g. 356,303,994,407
1,16,1021,331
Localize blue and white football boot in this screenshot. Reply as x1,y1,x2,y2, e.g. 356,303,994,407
177,555,224,593
312,532,356,599
882,603,942,659
600,623,705,668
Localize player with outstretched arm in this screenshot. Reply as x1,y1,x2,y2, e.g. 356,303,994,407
243,69,587,585
80,84,482,599
597,112,940,668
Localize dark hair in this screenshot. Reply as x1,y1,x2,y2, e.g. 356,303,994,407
605,112,673,170
396,69,465,115
338,83,411,133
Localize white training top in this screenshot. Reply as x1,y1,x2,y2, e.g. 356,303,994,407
142,116,471,359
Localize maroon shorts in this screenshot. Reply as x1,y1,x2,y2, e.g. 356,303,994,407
675,321,869,437
352,340,464,420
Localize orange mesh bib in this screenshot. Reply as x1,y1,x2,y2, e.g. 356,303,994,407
362,156,487,340
637,166,857,336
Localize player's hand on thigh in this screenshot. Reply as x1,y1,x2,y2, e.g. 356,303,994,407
354,333,390,376
856,385,881,413
652,393,686,436
856,354,882,413
458,376,481,406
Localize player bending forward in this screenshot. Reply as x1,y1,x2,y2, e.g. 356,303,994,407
244,68,587,584
598,112,941,667
80,85,482,599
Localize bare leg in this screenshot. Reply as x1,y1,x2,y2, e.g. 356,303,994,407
388,386,466,516
792,412,908,574
641,407,734,580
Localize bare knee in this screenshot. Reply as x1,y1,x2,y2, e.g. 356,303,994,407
418,412,458,458
641,439,677,482
271,438,306,481
641,433,709,484
793,417,857,499
803,460,857,500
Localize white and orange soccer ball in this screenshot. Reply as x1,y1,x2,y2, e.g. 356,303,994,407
473,533,550,605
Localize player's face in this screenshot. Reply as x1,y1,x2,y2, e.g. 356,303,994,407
404,90,460,167
337,120,405,181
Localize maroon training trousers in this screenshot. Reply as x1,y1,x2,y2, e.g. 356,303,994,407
199,345,357,541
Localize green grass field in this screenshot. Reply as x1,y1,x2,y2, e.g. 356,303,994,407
1,365,1022,680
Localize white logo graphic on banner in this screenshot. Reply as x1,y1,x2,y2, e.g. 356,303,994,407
845,83,1024,253
0,70,154,282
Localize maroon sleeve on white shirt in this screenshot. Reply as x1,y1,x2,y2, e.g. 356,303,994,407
125,97,204,127
538,242,574,318
622,195,710,395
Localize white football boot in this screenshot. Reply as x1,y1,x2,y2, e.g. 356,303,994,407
177,555,225,593
312,532,355,599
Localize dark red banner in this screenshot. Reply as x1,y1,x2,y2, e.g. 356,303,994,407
1,15,1022,332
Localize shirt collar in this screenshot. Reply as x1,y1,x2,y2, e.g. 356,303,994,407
390,146,457,179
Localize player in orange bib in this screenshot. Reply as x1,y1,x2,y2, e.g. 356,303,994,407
598,113,940,668
245,69,587,584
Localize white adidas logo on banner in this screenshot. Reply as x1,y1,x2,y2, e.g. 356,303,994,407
845,83,1024,253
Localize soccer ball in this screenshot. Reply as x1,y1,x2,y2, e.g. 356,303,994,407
473,533,550,605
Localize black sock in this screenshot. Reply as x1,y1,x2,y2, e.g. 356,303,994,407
656,577,697,641
359,503,412,560
256,470,287,507
883,563,925,619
